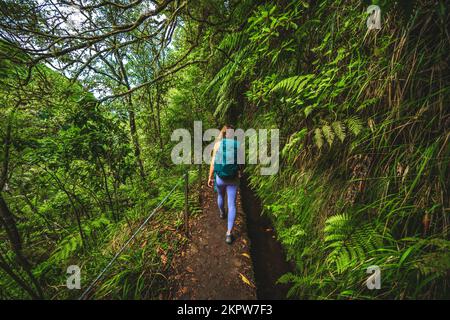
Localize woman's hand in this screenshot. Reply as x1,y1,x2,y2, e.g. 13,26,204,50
207,175,214,188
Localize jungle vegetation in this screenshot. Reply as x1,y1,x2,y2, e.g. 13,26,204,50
0,0,448,299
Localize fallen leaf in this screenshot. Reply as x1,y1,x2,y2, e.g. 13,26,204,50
241,253,250,259
186,266,194,273
161,254,167,265
239,273,255,288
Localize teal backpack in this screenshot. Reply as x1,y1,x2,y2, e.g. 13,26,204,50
214,138,240,179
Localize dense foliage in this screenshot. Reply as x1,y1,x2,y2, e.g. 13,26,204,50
0,39,200,299
193,0,449,299
0,0,448,299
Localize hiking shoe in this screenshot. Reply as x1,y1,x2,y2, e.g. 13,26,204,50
219,210,225,219
225,234,233,244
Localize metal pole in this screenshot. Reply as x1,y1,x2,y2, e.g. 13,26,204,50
184,171,189,237
198,163,202,204
79,176,184,300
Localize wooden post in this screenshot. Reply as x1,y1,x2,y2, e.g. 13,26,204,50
184,170,189,237
198,163,202,204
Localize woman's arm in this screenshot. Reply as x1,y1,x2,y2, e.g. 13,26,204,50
208,141,220,188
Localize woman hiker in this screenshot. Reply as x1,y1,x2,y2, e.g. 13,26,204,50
207,125,241,244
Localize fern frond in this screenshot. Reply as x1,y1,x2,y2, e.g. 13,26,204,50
324,214,384,274
314,128,324,149
219,32,243,52
322,124,334,146
204,61,236,95
332,121,346,142
279,224,306,246
346,116,363,136
271,74,314,94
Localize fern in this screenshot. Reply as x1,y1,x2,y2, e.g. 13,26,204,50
271,74,314,94
219,32,243,52
279,224,306,246
332,121,346,142
314,128,324,149
321,124,334,147
281,128,307,162
204,60,237,95
35,217,111,276
324,214,383,274
312,121,349,149
277,272,320,298
345,116,363,136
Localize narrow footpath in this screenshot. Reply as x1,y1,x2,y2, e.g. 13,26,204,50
170,183,257,300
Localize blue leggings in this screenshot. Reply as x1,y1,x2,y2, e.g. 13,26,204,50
216,175,238,232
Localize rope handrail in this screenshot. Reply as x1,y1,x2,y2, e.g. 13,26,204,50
78,173,187,300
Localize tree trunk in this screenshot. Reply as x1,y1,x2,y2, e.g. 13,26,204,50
114,49,146,180
0,193,44,299
97,156,118,222
127,99,146,180
43,169,87,248
155,85,164,150
0,252,40,299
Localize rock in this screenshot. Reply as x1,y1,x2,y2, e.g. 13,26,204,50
233,259,242,267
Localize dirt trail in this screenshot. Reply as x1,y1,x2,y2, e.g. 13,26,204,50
170,183,257,300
